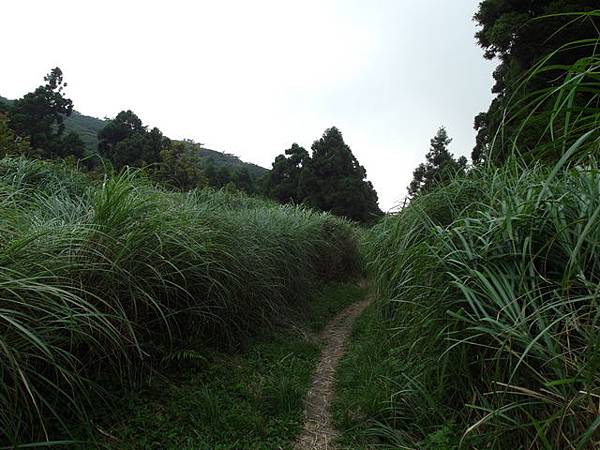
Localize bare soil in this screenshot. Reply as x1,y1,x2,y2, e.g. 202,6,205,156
294,294,372,450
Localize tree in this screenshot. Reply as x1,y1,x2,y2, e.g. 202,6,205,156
0,98,10,114
267,127,381,222
8,67,81,158
204,164,233,189
58,132,85,159
0,113,32,157
266,143,309,203
408,127,467,197
472,1,599,163
233,167,255,194
98,110,168,169
158,141,205,191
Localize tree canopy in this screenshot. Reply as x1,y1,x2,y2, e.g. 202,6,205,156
7,67,85,159
408,127,467,197
158,141,206,191
98,110,169,169
0,113,32,157
267,127,381,223
266,143,309,204
472,0,599,163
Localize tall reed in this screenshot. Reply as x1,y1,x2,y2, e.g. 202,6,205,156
0,157,361,445
363,11,600,448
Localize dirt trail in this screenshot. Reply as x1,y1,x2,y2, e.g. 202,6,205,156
294,293,373,450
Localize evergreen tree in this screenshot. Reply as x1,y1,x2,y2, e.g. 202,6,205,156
204,164,234,189
98,110,168,169
408,127,467,197
266,143,309,203
263,127,381,222
0,113,32,157
233,167,255,194
8,67,82,159
158,141,205,191
204,163,218,187
58,132,85,159
472,0,599,163
216,167,231,187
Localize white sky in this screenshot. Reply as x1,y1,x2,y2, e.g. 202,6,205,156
1,0,495,211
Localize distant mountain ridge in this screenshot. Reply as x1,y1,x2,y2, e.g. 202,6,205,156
0,95,268,178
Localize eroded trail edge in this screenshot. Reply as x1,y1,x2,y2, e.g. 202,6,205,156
295,292,373,450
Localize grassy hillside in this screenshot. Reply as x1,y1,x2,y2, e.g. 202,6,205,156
0,156,359,446
63,110,106,150
182,141,268,179
0,94,268,177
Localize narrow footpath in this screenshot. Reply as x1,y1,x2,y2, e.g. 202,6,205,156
294,293,373,450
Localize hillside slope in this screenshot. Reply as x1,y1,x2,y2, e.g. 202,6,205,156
0,95,268,177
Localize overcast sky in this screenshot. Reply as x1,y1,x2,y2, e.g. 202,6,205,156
1,0,495,210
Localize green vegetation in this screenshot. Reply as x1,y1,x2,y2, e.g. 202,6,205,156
333,301,404,449
0,113,32,156
88,282,365,450
4,3,600,450
3,73,383,221
98,109,168,169
266,127,382,223
96,331,318,450
62,111,106,152
357,159,600,449
407,127,467,197
472,0,599,163
0,156,361,446
0,91,268,191
195,143,267,180
7,68,85,160
335,8,600,449
304,282,366,332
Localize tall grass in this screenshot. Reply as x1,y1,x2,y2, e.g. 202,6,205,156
490,10,600,164
362,11,600,449
366,161,600,448
0,157,361,446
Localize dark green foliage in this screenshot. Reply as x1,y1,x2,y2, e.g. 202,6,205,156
204,161,261,193
4,93,109,155
267,143,309,203
332,302,407,449
98,110,169,169
472,1,600,163
364,161,600,449
90,282,363,449
95,332,319,450
205,163,231,188
0,156,361,445
58,131,85,159
351,19,600,448
0,113,32,157
157,140,206,191
2,92,268,178
156,139,265,193
267,127,381,223
304,282,366,332
7,68,84,159
407,127,467,197
0,95,11,114
233,167,255,194
301,127,381,222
